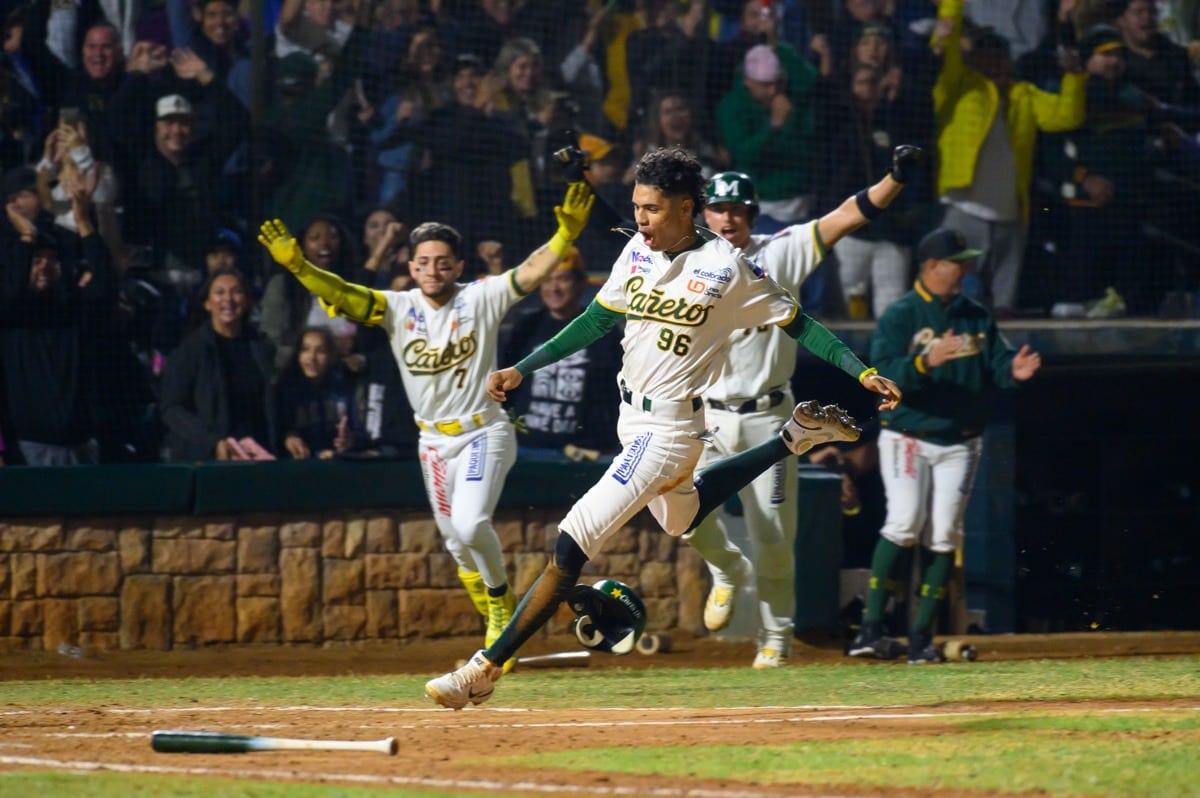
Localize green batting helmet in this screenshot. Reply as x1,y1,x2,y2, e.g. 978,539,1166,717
705,171,759,215
568,579,648,655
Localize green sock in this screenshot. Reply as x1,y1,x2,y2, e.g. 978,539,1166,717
913,551,954,632
863,538,905,624
686,438,789,533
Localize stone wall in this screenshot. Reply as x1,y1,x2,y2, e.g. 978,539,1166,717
0,507,708,652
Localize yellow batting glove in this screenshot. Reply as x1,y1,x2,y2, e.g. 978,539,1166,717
549,181,594,256
257,219,306,274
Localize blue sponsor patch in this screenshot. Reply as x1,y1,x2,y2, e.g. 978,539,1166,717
466,436,486,481
612,432,652,485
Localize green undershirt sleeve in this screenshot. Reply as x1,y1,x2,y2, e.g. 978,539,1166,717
514,300,622,375
780,311,869,380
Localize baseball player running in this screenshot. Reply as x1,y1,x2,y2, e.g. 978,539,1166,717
690,145,922,669
849,227,1041,663
258,182,594,662
425,147,902,709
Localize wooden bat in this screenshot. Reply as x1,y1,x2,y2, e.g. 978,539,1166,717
151,730,397,755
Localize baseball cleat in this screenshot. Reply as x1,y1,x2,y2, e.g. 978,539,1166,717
752,646,787,669
485,588,517,672
907,631,945,664
704,555,753,632
780,400,861,456
425,650,504,709
847,621,887,658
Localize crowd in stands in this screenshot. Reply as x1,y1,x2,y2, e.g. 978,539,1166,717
0,0,1198,466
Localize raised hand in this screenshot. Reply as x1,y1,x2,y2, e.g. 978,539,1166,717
554,181,595,242
891,144,923,184
257,219,306,273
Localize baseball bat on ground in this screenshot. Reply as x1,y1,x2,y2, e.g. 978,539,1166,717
515,650,591,668
151,730,397,755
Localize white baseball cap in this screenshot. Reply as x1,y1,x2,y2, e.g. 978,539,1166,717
156,94,194,119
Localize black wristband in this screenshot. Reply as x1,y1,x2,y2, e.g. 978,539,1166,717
855,189,882,220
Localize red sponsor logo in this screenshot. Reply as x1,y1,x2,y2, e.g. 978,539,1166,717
687,279,707,293
424,446,453,517
903,437,918,478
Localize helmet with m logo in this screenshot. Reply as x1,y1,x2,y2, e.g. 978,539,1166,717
705,172,759,220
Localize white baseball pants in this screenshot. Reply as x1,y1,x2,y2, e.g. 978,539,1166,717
877,428,982,553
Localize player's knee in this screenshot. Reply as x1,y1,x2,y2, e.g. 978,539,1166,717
450,515,492,548
553,532,588,577
880,527,918,548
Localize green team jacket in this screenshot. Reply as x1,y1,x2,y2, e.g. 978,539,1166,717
869,280,1019,445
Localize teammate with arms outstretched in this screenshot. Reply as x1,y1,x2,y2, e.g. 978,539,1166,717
425,147,902,709
259,182,595,661
689,145,922,668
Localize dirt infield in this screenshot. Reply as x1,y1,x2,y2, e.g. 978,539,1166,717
3,632,1199,797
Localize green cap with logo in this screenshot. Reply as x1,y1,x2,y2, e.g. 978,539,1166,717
567,578,647,655
705,171,759,212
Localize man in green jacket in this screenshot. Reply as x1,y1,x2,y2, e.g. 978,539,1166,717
849,227,1041,663
932,0,1087,314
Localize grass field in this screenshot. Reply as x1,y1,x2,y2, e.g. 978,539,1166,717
2,649,1199,797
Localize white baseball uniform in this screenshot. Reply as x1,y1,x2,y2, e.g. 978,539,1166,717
557,231,799,558
378,272,525,588
876,429,981,553
686,222,827,650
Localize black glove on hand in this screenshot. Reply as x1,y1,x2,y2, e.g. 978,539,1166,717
890,144,923,184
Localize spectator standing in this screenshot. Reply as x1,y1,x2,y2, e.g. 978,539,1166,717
633,90,727,178
850,227,1041,663
624,0,709,137
717,42,823,308
407,52,528,250
159,265,274,461
168,0,252,109
0,183,114,465
931,0,1087,315
500,248,620,458
1040,25,1158,316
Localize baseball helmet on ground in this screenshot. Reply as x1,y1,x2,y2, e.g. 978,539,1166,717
568,579,647,655
705,172,760,216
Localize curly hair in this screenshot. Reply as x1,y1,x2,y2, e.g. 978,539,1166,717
634,146,707,213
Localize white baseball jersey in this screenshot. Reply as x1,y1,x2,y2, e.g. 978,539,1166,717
595,231,800,401
707,222,826,402
559,231,800,558
379,272,523,427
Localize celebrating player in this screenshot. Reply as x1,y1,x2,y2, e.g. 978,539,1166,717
689,145,921,669
425,147,902,709
849,227,1041,663
258,182,595,661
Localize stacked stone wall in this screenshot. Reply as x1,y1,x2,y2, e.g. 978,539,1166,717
0,508,706,651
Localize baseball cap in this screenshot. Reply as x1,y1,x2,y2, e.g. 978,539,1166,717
744,44,782,83
1,165,37,198
917,228,982,263
969,26,1012,54
578,133,615,164
156,94,194,119
1079,24,1126,60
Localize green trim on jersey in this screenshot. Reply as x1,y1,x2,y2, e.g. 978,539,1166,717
507,268,530,299
779,312,869,381
514,300,621,376
811,223,828,260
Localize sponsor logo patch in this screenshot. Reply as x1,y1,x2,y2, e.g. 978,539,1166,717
466,436,486,481
612,432,652,485
687,278,707,293
693,267,733,283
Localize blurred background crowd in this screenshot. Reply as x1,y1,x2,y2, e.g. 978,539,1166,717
0,0,1198,466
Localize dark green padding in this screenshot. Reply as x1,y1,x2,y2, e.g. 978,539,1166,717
0,464,194,516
